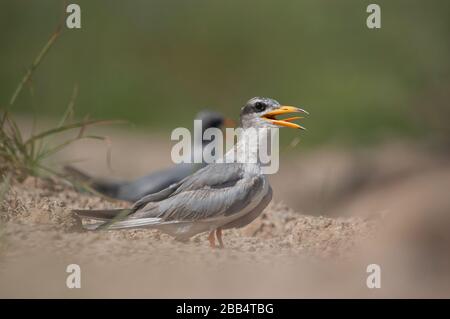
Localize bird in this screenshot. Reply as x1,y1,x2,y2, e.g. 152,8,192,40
73,97,308,248
65,110,232,203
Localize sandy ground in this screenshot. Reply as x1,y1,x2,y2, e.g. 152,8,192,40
1,125,450,298
0,176,380,298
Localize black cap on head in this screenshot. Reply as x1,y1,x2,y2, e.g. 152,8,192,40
195,110,225,132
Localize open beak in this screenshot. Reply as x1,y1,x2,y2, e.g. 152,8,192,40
260,106,308,130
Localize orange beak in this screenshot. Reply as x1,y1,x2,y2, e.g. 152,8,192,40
260,106,308,130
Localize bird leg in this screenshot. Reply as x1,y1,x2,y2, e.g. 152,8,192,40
216,228,224,249
208,230,216,249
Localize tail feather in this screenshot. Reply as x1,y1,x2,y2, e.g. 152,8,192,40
73,209,164,231
79,216,163,231
64,165,94,183
64,165,122,198
101,217,164,230
83,221,107,231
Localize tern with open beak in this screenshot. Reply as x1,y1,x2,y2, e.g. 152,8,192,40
73,97,308,248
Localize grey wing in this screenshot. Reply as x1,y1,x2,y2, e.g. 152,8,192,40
129,163,265,223
222,184,272,229
131,181,181,211
130,163,242,211
117,163,204,202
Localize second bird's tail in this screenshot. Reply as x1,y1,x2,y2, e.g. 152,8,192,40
64,165,122,198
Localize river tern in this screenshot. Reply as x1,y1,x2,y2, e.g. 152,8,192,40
74,97,307,248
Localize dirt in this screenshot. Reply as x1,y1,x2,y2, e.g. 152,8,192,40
1,176,379,257
1,125,450,297
0,174,382,297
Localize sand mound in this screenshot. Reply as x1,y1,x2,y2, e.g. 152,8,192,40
1,177,377,260
1,174,449,298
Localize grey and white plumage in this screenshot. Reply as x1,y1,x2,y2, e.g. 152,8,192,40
74,97,307,247
66,110,227,202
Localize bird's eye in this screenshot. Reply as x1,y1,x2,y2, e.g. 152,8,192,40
254,102,266,112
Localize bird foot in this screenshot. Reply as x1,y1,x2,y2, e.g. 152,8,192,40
216,228,224,249
208,229,225,249
208,230,216,249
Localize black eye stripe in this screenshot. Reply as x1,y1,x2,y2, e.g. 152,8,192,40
254,102,266,112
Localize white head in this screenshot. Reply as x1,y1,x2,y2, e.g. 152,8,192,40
239,97,308,130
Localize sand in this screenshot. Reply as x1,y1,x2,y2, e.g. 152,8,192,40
1,126,450,298
0,175,383,298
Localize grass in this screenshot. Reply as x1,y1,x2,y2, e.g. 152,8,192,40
0,107,118,181
0,19,121,182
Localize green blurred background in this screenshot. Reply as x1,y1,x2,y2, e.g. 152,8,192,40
1,0,449,148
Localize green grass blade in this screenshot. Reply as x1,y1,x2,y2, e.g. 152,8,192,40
8,25,62,108
57,84,78,128
24,119,125,146
36,135,107,161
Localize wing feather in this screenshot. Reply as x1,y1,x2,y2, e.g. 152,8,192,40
130,163,265,222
